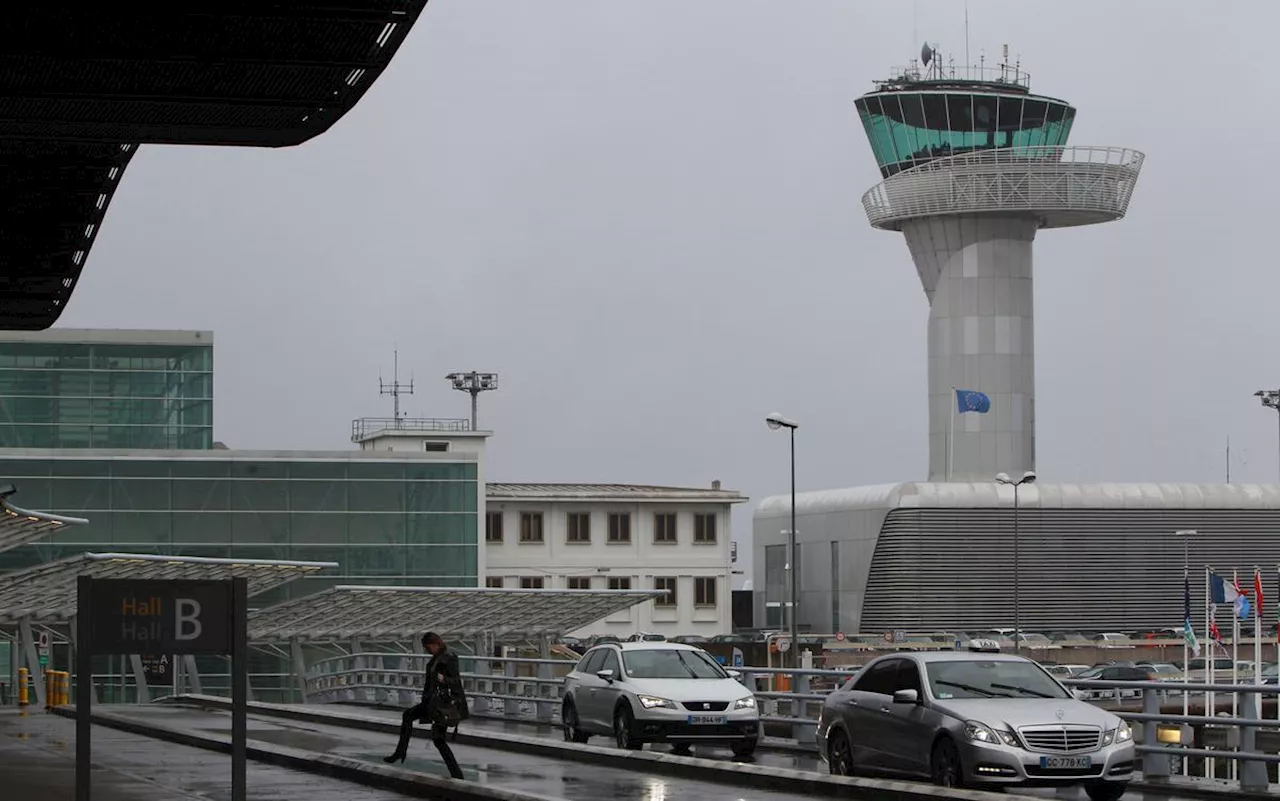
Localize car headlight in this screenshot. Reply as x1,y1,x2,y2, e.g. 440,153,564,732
963,721,1018,747
637,694,676,710
733,696,757,710
1103,721,1133,745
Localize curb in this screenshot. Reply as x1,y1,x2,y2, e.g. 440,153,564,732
173,694,1032,801
50,705,557,801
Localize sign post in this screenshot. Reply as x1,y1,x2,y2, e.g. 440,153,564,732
76,577,247,801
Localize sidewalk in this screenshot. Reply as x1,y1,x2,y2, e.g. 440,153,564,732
0,708,415,801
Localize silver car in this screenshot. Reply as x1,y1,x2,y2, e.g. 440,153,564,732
561,641,759,757
816,644,1134,800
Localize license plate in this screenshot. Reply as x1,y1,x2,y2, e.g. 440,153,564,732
687,715,727,725
1040,755,1092,770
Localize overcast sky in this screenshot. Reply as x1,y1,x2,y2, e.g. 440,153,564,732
58,0,1280,585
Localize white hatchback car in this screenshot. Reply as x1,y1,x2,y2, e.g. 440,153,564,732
561,641,760,757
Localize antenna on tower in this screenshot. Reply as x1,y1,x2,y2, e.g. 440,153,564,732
964,0,970,77
379,349,414,428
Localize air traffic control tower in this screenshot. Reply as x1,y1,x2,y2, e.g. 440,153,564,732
857,46,1144,482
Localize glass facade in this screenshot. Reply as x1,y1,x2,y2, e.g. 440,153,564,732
856,86,1077,177
0,453,480,607
0,336,213,449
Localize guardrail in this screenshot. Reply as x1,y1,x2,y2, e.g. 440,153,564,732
304,652,1280,792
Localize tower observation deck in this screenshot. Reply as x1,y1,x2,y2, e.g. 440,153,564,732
856,49,1144,482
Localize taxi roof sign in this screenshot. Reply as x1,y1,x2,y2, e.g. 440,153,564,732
965,638,1003,653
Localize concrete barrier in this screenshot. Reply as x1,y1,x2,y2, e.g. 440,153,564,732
171,694,1035,801
49,705,556,801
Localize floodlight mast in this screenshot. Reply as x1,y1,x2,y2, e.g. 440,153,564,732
1254,390,1280,483
447,371,499,430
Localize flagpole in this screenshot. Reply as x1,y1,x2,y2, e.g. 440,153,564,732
947,386,955,481
1255,566,1263,688
1232,569,1241,782
1205,564,1214,780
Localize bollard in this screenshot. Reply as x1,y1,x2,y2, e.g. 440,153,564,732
1239,692,1270,790
1139,688,1170,779
792,650,816,745
57,672,68,706
17,667,28,707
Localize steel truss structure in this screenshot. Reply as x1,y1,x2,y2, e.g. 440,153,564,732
0,498,88,554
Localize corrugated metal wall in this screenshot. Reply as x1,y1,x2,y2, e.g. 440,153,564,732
861,507,1280,632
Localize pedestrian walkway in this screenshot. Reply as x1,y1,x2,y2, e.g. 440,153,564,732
0,708,416,801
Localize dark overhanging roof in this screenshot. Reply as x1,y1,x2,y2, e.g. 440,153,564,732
0,3,430,147
0,2,430,329
0,141,136,330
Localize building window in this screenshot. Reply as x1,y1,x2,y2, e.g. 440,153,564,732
654,576,677,606
485,512,503,543
695,576,717,606
607,577,631,591
567,576,591,590
566,512,591,543
653,513,677,543
694,513,717,543
520,576,544,589
607,512,631,543
423,441,449,452
520,512,544,543
486,576,504,588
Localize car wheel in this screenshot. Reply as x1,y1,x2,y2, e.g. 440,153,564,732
827,730,855,776
929,737,965,788
562,701,589,744
1084,782,1127,801
730,739,757,760
614,704,642,750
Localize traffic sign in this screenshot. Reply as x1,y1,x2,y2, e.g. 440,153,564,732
835,632,846,642
776,637,791,653
882,630,893,643
892,629,907,644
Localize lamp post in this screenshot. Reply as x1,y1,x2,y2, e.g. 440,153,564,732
446,372,499,430
766,412,799,668
995,470,1036,654
1254,390,1280,482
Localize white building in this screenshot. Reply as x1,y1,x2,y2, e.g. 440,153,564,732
484,483,746,638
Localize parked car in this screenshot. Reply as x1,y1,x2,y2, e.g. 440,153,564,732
816,642,1133,800
560,641,760,757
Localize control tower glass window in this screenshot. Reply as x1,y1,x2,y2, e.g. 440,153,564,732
856,90,1076,178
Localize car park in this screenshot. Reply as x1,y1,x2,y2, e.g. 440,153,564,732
560,641,760,757
815,640,1134,800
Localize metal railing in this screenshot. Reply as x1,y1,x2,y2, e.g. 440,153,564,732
350,417,471,440
303,652,1280,792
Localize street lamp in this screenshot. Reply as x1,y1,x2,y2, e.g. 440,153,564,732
766,412,799,668
1254,390,1280,482
995,470,1036,654
446,372,499,431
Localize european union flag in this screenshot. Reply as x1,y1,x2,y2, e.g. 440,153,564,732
955,389,991,414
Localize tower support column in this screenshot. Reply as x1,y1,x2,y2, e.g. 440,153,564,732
902,215,1037,482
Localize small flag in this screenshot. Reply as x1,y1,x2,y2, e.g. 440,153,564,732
955,389,991,414
1235,575,1252,620
1255,568,1265,621
1210,572,1241,605
1184,568,1201,657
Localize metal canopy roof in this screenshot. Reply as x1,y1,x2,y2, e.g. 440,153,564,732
0,499,88,555
0,140,136,329
0,2,430,147
248,586,666,642
0,552,337,625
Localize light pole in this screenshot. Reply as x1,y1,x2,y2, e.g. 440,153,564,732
1254,390,1280,482
995,470,1036,654
447,372,499,430
766,412,799,668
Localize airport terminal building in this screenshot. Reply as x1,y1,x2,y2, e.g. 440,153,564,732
754,482,1280,635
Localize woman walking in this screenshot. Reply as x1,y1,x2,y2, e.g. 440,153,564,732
384,631,469,779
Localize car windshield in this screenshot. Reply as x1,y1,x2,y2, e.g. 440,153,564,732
926,659,1071,700
623,648,726,679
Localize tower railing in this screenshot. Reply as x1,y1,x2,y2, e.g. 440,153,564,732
877,62,1032,90
861,145,1146,230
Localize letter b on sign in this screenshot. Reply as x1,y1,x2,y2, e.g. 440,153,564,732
175,598,203,641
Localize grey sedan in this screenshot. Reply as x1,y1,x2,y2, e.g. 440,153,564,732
816,646,1134,800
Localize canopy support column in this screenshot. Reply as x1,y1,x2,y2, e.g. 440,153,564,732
290,638,309,703
182,655,203,695
17,617,45,708
128,655,149,704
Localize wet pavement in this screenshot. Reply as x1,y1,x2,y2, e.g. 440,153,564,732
103,704,824,801
0,708,416,801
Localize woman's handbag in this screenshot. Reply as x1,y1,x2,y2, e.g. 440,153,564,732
430,685,463,727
